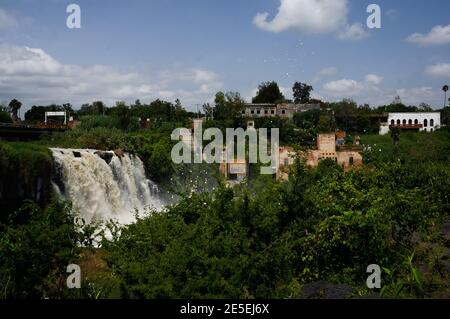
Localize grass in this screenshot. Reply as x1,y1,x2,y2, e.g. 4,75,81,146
361,129,450,164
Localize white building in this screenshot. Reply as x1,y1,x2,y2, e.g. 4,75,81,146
379,112,441,135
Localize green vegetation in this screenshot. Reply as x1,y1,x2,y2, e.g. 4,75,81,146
0,110,12,123
362,130,450,164
252,81,286,104
1,83,449,299
98,135,450,298
0,141,53,220
0,200,86,298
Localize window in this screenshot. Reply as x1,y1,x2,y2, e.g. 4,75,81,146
402,119,407,125
271,110,275,114
397,120,401,125
251,110,254,114
257,110,260,115
284,159,289,166
391,120,395,125
264,109,268,115
282,110,286,115
349,157,354,166
430,119,434,127
414,119,418,125
424,119,428,127
408,119,412,125
242,110,245,114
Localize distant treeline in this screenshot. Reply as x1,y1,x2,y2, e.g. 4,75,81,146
2,81,449,136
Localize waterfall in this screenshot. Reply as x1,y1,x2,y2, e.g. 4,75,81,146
50,148,163,224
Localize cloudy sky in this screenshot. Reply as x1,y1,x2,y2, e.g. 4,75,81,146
0,0,450,111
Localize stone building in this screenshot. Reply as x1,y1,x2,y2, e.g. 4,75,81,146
219,158,248,186
305,133,363,170
277,146,296,180
242,103,320,119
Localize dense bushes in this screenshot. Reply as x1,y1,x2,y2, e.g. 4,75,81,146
1,105,449,298
0,110,12,123
100,154,450,298
0,142,53,220
0,200,84,298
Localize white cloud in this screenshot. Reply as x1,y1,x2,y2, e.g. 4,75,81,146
253,0,348,34
280,86,293,100
0,44,223,110
364,74,383,85
320,77,441,107
396,87,435,105
322,79,364,96
338,23,370,40
160,68,219,84
318,67,338,76
406,24,450,46
0,8,18,30
425,63,450,78
320,74,385,104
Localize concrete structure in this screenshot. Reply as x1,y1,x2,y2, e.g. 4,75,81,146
277,146,296,180
379,112,441,135
217,131,362,184
305,133,363,170
219,158,248,186
45,111,67,125
242,103,320,119
274,132,363,181
336,130,346,145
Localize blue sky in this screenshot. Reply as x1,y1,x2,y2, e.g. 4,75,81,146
0,0,450,111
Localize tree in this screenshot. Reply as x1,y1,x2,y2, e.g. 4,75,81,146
328,99,358,132
62,103,74,118
25,105,63,123
443,85,449,108
441,107,450,131
252,81,285,104
8,99,22,121
174,99,183,110
292,82,313,104
391,127,400,153
213,91,245,121
419,103,432,112
92,101,106,115
114,101,131,130
392,96,402,105
202,103,214,119
0,200,85,298
317,114,335,133
0,110,12,123
132,99,142,109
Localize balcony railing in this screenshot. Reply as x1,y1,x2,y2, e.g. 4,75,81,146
389,124,423,129
336,144,363,152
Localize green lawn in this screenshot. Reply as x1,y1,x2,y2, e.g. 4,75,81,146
361,129,450,164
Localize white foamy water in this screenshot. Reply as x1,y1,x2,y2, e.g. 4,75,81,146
51,148,163,224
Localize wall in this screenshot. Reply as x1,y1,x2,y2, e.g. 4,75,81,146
380,112,441,135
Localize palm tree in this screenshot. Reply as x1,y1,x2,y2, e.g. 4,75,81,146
443,85,449,107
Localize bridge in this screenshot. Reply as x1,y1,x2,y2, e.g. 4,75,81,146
0,123,67,141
